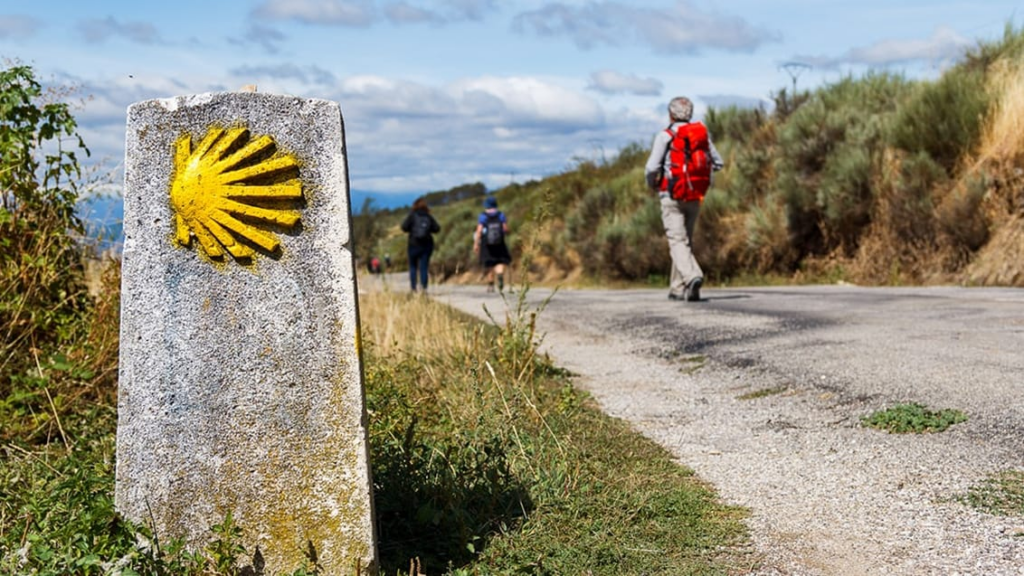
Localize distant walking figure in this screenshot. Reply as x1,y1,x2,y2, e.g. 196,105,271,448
474,195,511,293
644,96,723,302
400,196,441,292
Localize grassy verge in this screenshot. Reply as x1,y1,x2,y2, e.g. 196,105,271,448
0,276,750,575
361,288,752,575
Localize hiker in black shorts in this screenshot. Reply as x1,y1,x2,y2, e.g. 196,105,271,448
473,195,511,292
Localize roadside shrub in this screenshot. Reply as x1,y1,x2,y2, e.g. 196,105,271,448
592,199,669,280
1,66,90,385
771,73,911,263
705,104,768,145
0,65,99,446
890,66,990,174
934,172,991,268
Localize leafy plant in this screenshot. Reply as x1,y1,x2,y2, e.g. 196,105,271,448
962,470,1024,516
861,403,967,433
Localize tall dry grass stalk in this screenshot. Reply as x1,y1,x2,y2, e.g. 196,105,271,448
977,59,1024,166
359,288,475,359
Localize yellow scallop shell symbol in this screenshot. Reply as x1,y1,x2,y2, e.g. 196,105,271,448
170,126,303,261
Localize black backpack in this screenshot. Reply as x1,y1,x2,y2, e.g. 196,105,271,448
483,212,504,246
411,212,433,242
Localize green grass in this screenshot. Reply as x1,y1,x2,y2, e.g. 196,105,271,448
2,285,752,575
860,403,968,434
676,355,708,375
737,386,789,401
364,289,752,574
962,470,1024,517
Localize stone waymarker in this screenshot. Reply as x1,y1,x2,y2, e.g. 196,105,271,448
116,92,377,574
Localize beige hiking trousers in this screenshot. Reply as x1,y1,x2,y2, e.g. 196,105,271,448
660,194,703,296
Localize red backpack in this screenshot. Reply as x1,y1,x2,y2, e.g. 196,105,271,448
660,122,712,202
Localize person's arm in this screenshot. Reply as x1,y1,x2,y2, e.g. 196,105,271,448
431,215,441,233
473,223,483,253
644,129,671,190
501,213,509,234
708,136,724,171
400,212,413,232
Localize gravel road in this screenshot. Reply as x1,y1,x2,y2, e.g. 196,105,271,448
432,283,1024,575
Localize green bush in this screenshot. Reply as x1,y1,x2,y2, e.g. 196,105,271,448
1,65,91,404
890,66,990,173
592,199,668,280
770,73,911,261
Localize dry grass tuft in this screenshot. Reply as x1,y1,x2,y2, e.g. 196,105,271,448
359,286,476,360
976,59,1024,166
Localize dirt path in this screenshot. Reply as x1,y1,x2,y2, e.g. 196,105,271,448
433,283,1024,575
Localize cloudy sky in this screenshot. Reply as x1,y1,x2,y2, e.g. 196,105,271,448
2,0,1020,203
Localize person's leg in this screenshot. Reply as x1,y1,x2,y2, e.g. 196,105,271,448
680,200,704,300
408,246,421,291
660,196,690,297
420,247,432,290
494,263,505,291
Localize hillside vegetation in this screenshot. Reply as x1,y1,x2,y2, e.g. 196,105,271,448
361,24,1024,288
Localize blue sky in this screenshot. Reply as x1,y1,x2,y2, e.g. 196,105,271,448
2,1,1020,203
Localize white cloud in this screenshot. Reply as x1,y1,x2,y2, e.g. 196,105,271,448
62,68,645,195
0,14,41,40
231,63,337,86
793,26,972,70
439,0,497,21
325,74,638,191
228,23,288,54
252,0,376,27
587,70,662,96
252,0,497,27
77,17,162,45
450,76,605,128
513,0,778,54
384,2,442,24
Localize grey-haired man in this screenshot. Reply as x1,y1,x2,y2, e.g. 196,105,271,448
644,96,724,302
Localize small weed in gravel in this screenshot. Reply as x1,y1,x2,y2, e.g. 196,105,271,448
737,386,789,400
860,403,967,433
677,354,707,374
963,470,1024,516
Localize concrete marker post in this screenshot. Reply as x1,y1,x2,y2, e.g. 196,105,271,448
116,91,377,574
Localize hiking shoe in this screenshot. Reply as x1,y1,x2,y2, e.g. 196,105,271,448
685,277,703,302
668,292,684,301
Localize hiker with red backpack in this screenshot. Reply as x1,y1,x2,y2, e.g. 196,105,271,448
644,96,724,302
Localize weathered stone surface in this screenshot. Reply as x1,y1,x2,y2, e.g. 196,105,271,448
116,92,377,574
